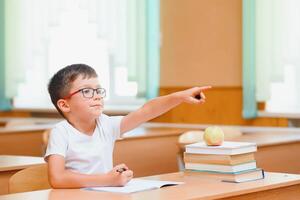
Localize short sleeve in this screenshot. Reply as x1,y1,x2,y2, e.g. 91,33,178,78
44,127,68,162
109,116,124,140
100,114,124,141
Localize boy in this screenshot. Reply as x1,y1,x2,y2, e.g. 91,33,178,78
45,64,211,188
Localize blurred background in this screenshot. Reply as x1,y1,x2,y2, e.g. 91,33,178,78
1,2,300,193
1,0,300,126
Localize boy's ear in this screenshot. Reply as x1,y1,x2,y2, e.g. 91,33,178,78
57,99,70,113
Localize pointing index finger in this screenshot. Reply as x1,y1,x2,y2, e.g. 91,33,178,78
199,86,212,91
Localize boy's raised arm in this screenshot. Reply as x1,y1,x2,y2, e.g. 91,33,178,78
120,86,211,134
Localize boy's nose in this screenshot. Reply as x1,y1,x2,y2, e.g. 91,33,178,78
93,93,102,100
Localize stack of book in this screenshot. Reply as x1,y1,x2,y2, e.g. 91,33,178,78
184,141,264,183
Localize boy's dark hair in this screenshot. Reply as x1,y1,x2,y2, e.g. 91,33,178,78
48,64,98,117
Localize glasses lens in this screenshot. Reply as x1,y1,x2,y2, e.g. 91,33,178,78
96,88,106,97
81,88,94,98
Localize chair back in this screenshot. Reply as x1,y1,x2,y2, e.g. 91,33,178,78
9,164,51,193
178,130,205,151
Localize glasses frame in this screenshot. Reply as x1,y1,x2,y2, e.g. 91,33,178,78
63,88,106,99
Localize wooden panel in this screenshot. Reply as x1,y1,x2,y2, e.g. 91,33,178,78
151,87,288,126
1,125,298,179
0,110,60,118
9,164,50,194
0,122,5,127
256,143,300,174
0,111,31,118
161,0,242,87
0,170,20,195
0,156,44,195
231,131,300,174
114,135,180,177
115,128,300,177
0,131,46,156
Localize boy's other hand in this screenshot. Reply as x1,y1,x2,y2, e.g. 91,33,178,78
178,86,212,104
107,164,133,186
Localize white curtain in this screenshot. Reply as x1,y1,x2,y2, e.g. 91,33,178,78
256,0,300,103
6,0,148,108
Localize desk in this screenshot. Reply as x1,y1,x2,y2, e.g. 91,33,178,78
0,155,45,195
115,126,300,177
114,127,190,177
231,131,300,174
0,124,54,156
1,123,300,176
0,124,190,175
0,172,300,199
0,117,60,127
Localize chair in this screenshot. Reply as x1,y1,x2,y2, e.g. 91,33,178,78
42,129,51,154
222,127,243,140
177,131,205,171
9,164,51,193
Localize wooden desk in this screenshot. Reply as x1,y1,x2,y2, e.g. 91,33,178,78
1,122,300,177
0,124,54,156
0,124,189,175
115,126,300,177
0,155,45,195
0,172,300,199
114,127,190,177
0,117,60,127
232,131,300,174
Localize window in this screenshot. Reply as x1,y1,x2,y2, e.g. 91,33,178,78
265,0,300,113
267,65,300,113
5,0,160,110
243,0,300,117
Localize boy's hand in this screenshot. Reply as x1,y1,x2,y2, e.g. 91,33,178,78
107,164,133,186
178,86,212,104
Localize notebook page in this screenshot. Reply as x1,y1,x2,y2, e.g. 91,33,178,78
85,179,184,194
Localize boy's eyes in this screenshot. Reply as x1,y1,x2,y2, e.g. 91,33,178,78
82,88,93,94
77,87,106,98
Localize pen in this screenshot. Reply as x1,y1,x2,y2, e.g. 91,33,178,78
116,167,127,173
195,94,201,100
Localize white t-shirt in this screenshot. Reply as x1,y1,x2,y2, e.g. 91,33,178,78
44,114,123,174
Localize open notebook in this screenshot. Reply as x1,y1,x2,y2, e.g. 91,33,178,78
85,178,184,194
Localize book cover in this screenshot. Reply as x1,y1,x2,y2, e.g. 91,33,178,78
185,168,264,183
85,179,184,194
185,141,257,155
185,161,257,173
184,152,255,165
223,168,265,183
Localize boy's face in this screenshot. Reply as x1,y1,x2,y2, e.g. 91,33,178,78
58,75,104,120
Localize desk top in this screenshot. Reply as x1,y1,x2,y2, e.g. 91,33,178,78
0,172,300,200
1,120,300,147
0,155,45,172
122,127,191,139
233,131,300,147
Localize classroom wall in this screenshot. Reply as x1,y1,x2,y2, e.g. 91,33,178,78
156,0,287,126
0,0,288,126
160,0,242,87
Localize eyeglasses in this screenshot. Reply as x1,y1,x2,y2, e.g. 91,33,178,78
64,88,106,99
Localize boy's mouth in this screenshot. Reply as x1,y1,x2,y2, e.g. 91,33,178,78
91,104,102,108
